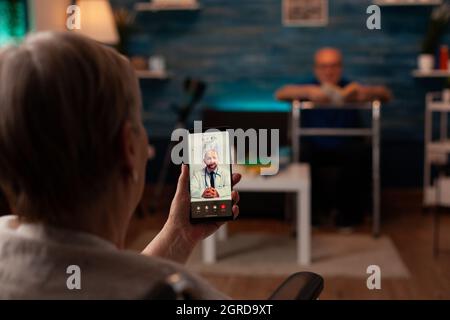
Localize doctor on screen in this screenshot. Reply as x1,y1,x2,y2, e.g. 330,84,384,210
191,149,231,199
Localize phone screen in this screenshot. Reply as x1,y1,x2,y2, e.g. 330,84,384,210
188,129,233,222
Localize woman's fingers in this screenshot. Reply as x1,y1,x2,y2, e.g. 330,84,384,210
175,164,189,198
232,190,240,205
231,174,241,220
231,173,241,187
232,205,239,219
178,164,189,186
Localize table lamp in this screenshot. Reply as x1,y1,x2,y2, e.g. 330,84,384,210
30,0,71,32
75,0,119,45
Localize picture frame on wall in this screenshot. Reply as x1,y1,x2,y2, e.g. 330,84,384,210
282,0,328,27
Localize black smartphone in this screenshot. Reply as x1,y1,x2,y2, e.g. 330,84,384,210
188,127,234,223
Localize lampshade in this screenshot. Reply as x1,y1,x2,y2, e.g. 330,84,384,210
30,0,72,32
75,0,119,45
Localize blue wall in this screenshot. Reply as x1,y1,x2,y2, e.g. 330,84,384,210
111,0,450,187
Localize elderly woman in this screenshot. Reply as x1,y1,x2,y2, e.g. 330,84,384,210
0,32,240,299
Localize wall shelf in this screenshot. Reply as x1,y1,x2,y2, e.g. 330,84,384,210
374,0,442,6
412,70,450,78
134,2,201,12
136,70,170,80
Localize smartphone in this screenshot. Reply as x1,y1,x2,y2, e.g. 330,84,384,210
188,127,233,223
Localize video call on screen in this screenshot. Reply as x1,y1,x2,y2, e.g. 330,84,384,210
189,130,233,218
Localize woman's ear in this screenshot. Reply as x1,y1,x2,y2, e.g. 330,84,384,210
119,120,139,180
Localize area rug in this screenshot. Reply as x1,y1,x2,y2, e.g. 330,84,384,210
129,231,410,278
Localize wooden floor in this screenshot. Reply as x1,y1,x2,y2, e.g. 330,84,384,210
126,187,450,300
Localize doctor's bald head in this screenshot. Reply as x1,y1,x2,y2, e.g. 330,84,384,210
203,149,218,171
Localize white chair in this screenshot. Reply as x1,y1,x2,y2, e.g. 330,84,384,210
433,161,450,257
290,100,382,236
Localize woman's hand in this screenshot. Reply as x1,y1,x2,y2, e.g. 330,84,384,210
169,164,240,244
141,164,241,264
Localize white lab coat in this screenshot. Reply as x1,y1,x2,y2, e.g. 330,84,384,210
190,165,231,199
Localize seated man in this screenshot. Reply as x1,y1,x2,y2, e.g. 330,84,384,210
275,47,391,230
191,149,231,199
275,48,391,104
